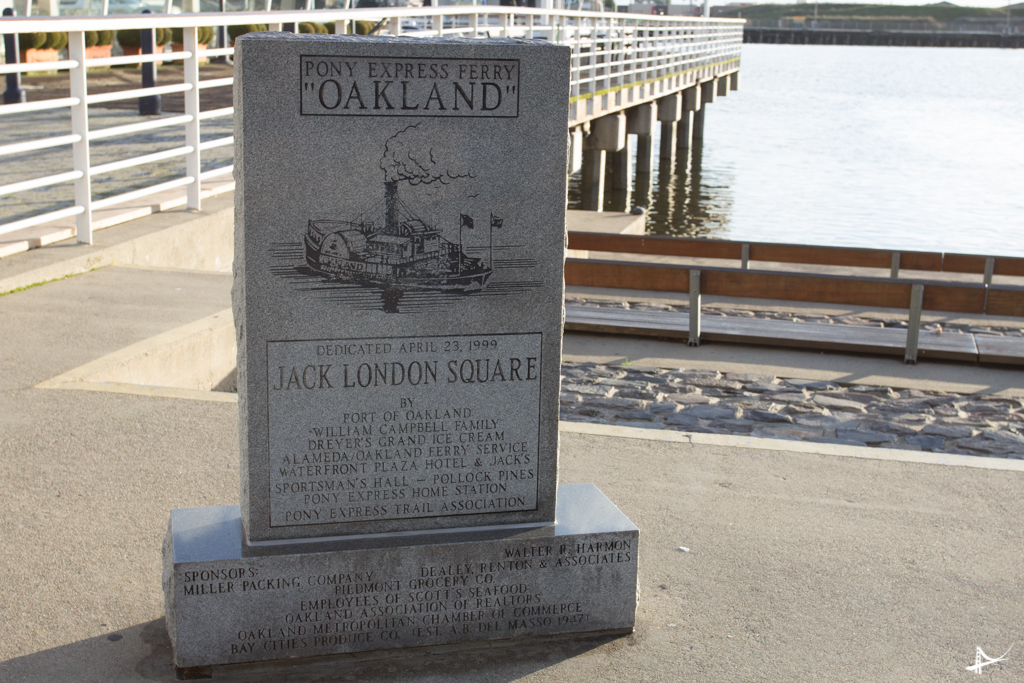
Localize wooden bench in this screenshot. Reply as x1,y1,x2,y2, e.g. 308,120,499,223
567,232,1024,284
563,258,1024,364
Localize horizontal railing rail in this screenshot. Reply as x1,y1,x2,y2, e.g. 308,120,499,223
0,9,742,246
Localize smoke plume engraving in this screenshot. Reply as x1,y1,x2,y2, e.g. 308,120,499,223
380,124,474,186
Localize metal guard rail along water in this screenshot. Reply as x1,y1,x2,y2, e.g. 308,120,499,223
0,9,743,244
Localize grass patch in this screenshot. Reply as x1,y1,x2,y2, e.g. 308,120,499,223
0,268,97,297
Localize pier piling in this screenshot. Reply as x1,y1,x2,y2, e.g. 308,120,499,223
635,134,654,175
657,93,681,161
568,127,584,174
626,104,656,175
580,149,606,211
678,111,694,151
581,113,626,211
611,142,632,192
700,79,717,106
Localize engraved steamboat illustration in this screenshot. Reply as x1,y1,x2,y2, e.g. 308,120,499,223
304,179,494,292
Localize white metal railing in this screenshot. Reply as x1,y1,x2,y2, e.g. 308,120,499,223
0,8,742,245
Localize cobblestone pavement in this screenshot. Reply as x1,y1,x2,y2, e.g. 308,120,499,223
567,296,1024,337
560,362,1024,458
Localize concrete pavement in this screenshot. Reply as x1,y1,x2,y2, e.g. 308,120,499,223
1,210,1023,680
3,307,1023,681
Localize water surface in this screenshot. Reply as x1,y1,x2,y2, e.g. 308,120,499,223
569,44,1024,256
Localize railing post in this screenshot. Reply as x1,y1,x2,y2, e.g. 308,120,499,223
184,26,201,210
68,31,93,245
3,9,27,105
890,251,900,279
139,9,162,116
740,243,749,269
213,0,228,64
904,283,924,364
688,269,701,346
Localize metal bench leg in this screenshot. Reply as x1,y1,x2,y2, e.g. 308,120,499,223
689,269,701,347
905,284,923,364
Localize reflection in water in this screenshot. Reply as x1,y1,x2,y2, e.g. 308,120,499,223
567,124,734,239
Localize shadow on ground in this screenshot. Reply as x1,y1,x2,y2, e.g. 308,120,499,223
0,617,637,682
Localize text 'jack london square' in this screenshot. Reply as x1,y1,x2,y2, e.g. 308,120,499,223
266,333,542,528
300,56,520,117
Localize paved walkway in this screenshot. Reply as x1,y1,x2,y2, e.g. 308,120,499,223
1,209,1023,680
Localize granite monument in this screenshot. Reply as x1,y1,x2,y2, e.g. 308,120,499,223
163,32,639,671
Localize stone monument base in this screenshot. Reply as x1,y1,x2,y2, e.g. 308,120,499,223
163,484,639,669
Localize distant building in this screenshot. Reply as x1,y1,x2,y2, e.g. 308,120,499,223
949,16,1024,32
710,2,752,17
431,0,539,5
625,2,699,15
